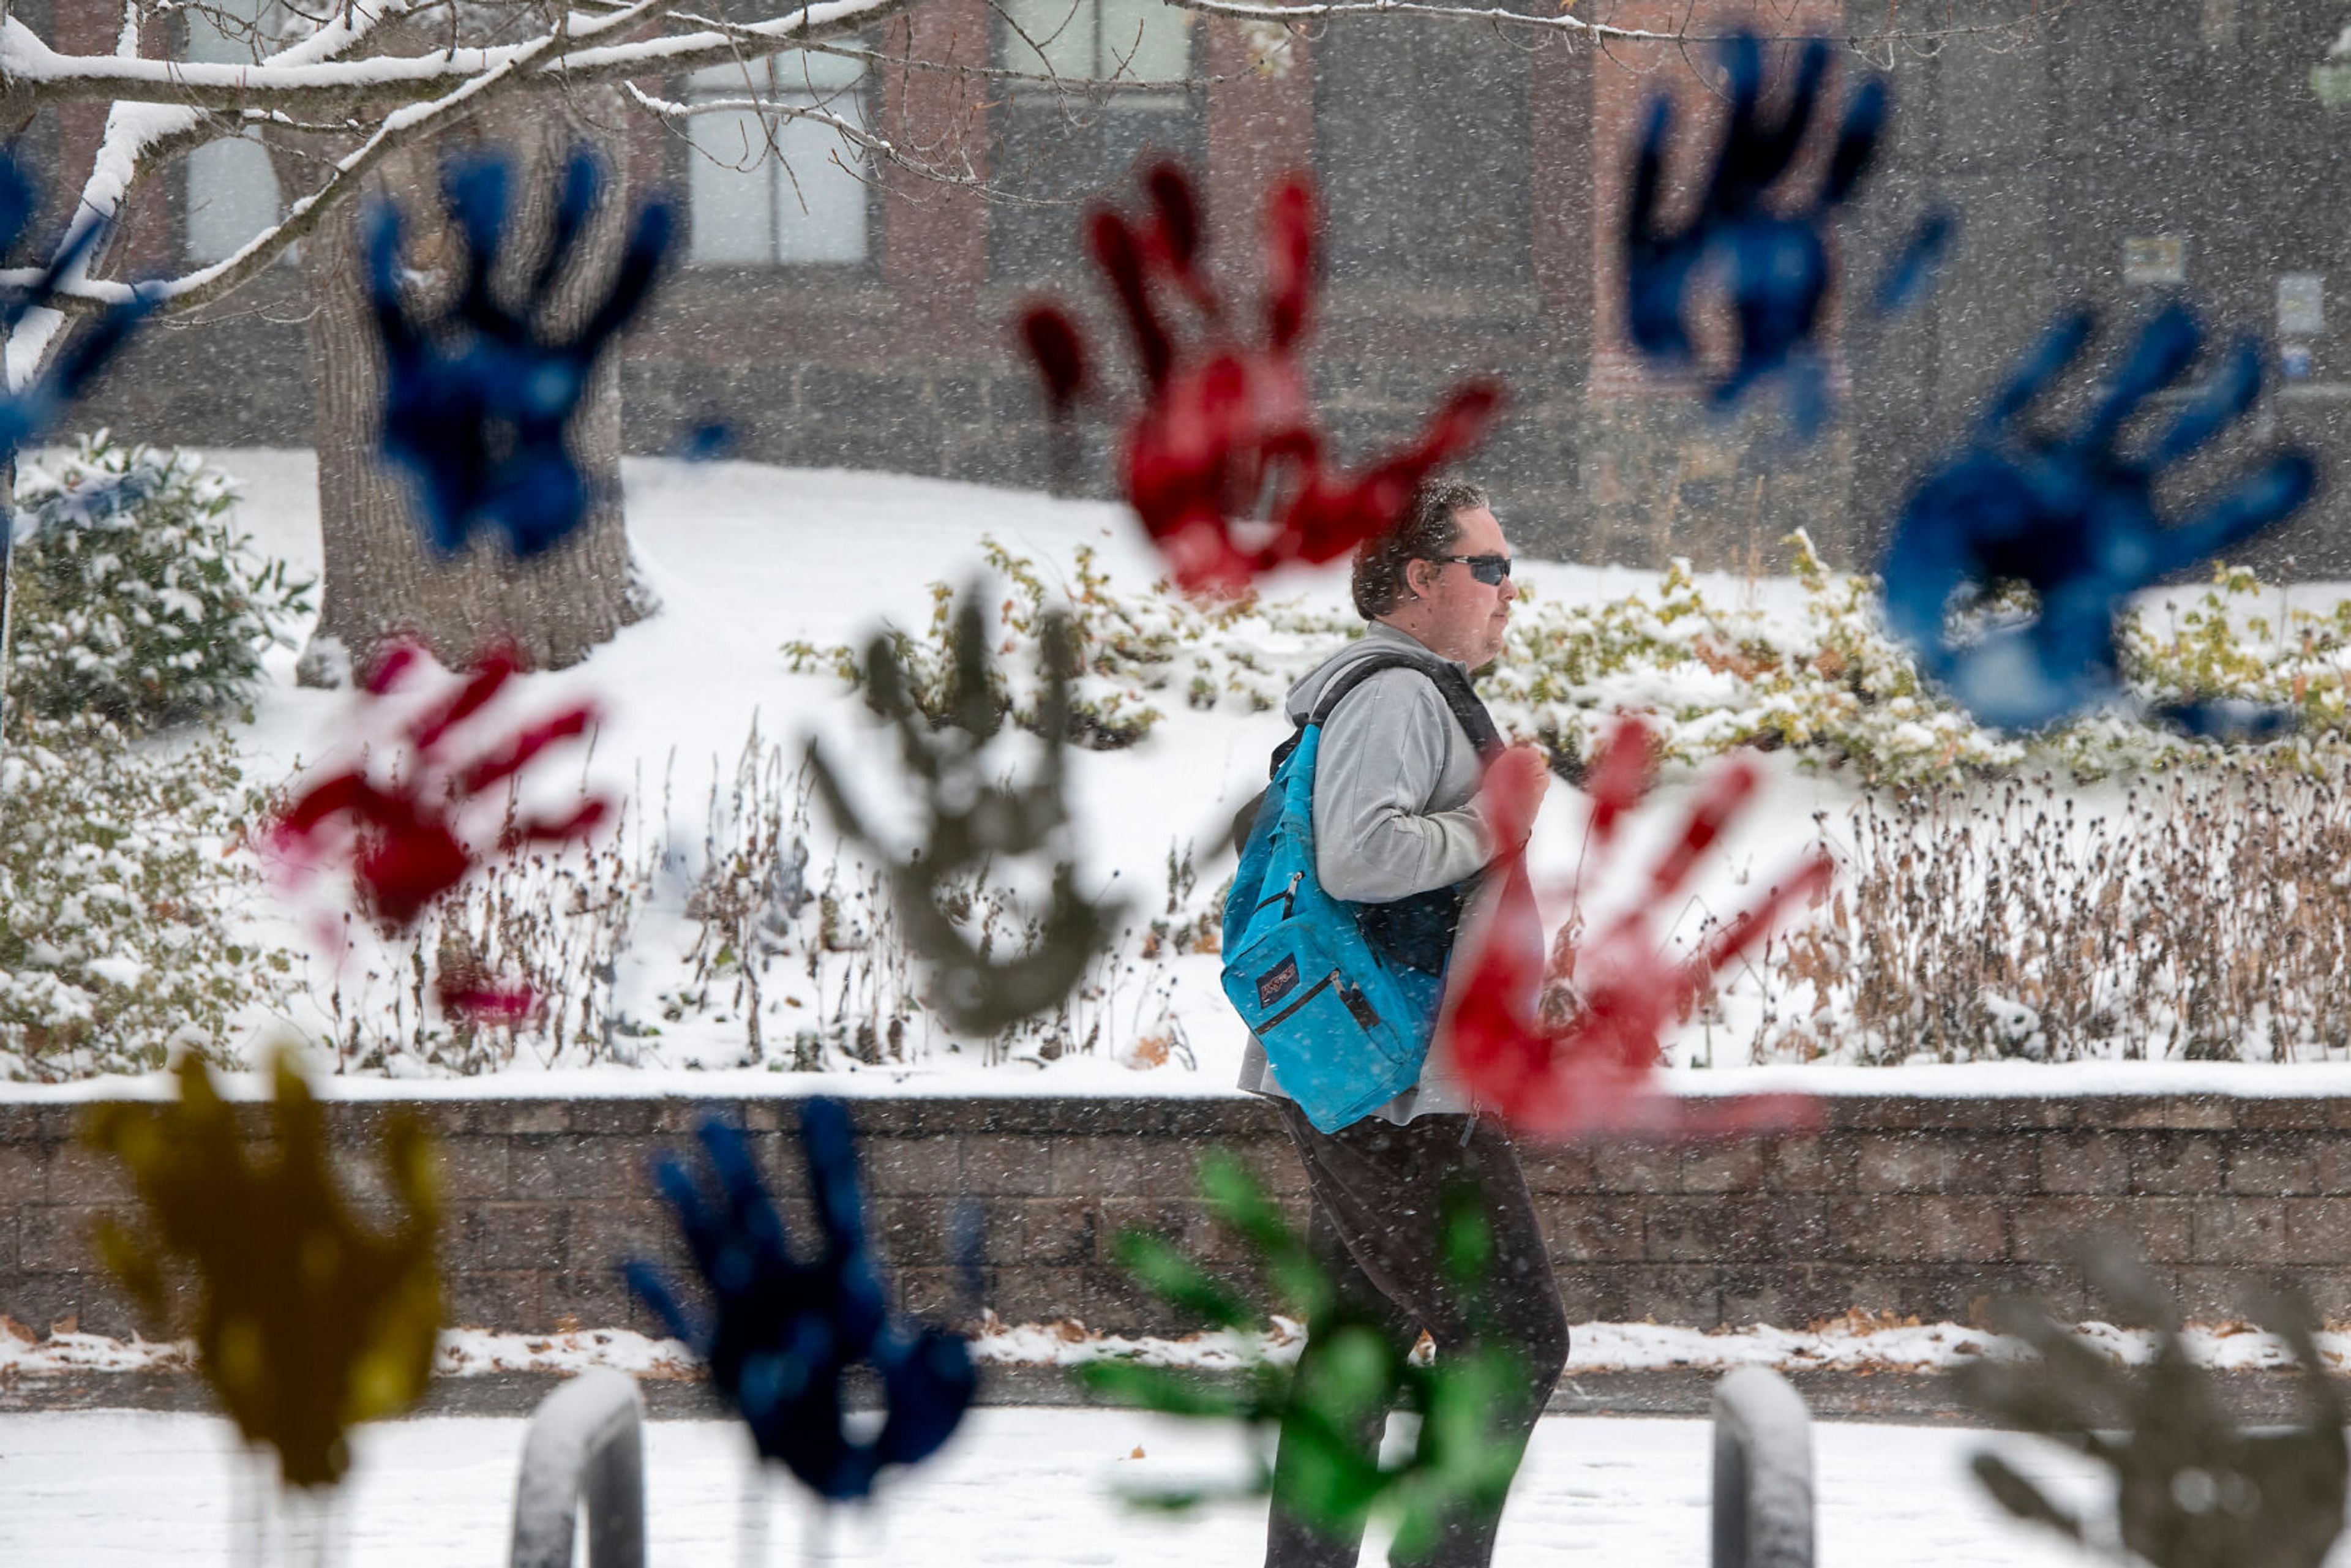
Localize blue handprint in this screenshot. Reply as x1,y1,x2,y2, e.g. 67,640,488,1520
1626,34,1943,437
1882,305,2317,733
623,1101,977,1501
367,148,670,560
0,157,151,468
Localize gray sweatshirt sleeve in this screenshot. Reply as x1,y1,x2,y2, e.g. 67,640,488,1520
1310,668,1494,902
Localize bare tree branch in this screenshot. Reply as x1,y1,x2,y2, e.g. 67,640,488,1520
1160,0,2069,50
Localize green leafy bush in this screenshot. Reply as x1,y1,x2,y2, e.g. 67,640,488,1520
12,434,311,733
0,712,293,1081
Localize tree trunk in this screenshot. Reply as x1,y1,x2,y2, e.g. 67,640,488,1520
299,88,651,685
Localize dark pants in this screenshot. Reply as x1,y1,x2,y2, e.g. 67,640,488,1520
1265,1100,1571,1568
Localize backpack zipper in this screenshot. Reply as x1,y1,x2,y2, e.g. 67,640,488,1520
1259,969,1336,1030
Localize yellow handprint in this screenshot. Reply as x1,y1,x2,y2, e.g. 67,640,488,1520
88,1048,442,1488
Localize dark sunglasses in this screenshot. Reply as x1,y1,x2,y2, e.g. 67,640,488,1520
1422,553,1513,587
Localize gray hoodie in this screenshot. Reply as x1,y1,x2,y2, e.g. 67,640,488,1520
1233,621,1499,1124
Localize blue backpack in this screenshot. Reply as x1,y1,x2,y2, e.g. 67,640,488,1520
1221,652,1502,1133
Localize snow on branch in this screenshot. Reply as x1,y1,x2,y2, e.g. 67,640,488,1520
1,0,926,114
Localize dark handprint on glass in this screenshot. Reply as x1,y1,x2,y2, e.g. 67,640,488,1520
623,1101,977,1501
367,149,670,560
1882,306,2317,733
1626,34,1945,437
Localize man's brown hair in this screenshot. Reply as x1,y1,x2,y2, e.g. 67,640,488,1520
1351,479,1490,620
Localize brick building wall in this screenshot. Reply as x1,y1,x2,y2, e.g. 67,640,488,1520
56,4,2351,575
6,1092,2350,1340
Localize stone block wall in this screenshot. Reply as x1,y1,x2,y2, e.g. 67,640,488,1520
5,1092,2350,1339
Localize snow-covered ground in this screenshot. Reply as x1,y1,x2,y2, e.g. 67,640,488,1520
15,446,2351,1096
9,1309,2344,1384
2,445,1869,1095
0,1405,2144,1567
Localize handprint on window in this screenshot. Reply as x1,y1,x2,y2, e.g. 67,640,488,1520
1018,163,1502,595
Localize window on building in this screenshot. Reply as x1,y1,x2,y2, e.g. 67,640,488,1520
991,0,1202,281
684,52,874,267
184,2,287,264
999,0,1194,105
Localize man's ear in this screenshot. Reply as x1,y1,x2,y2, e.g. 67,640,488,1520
1401,558,1429,601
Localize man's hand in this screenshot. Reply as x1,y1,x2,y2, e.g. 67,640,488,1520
1481,743,1550,858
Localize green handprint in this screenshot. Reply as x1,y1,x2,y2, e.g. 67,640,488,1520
1079,1149,1525,1561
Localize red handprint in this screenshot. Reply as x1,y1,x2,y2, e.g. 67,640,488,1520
1443,717,1830,1142
1018,163,1504,596
268,642,609,1016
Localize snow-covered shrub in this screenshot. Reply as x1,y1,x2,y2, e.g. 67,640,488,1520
1757,767,2351,1065
12,434,310,733
783,538,1336,749
1485,534,2351,781
0,713,294,1081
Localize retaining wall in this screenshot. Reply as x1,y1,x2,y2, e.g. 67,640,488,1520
4,1093,2348,1338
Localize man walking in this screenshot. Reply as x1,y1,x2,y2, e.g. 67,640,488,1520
1236,478,1568,1567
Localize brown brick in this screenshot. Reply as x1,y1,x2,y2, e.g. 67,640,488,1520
2192,1198,2287,1265
43,1143,134,1206
1235,1143,1311,1201
1826,1097,1921,1132
446,1270,547,1331
506,1103,571,1136
0,1136,48,1204
1854,1134,1951,1193
463,1202,568,1272
983,1266,1087,1326
566,1102,659,1138
961,1135,1060,1198
1617,1265,1721,1327
2171,1266,2268,1324
1647,1198,1821,1264
1017,1198,1101,1269
1911,1196,2008,1264
863,1135,964,1197
2128,1133,2223,1195
1550,1267,1630,1324
19,1205,103,1274
433,1137,512,1201
2159,1097,2240,1130
1095,1198,1236,1267
2282,1198,2351,1266
2009,1197,2189,1264
1540,1196,1644,1262
1679,1144,1764,1195
1048,1137,1198,1201
1822,1196,1924,1264
1083,1264,1172,1334
1515,1149,1599,1196
1949,1136,2042,1195
542,1272,638,1330
2038,1132,2127,1195
2235,1101,2333,1132
510,1136,652,1201
2226,1141,2318,1196
1591,1145,1678,1194
1718,1266,1850,1327
569,1199,670,1277
2311,1139,2351,1194
1763,1136,1850,1192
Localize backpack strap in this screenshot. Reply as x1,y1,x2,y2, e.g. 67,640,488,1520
1235,650,1501,851
1267,650,1501,780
